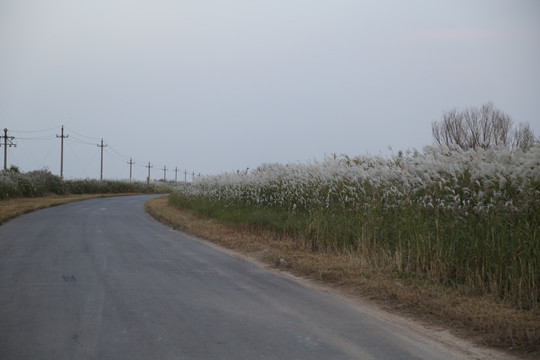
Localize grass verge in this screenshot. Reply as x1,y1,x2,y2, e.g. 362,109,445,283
146,195,540,358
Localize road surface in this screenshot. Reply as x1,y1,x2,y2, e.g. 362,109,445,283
0,195,474,359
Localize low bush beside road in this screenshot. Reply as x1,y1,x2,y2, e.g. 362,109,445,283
0,167,169,200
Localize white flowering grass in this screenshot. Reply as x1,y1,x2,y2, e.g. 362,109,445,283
171,144,540,309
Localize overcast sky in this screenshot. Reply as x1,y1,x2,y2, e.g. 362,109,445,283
1,0,539,180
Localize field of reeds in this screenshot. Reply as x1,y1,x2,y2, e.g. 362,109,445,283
0,168,166,200
170,144,540,311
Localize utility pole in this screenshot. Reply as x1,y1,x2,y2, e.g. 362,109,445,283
127,158,135,181
97,138,107,180
184,170,187,183
56,125,68,178
146,162,153,190
192,171,195,182
174,167,178,182
146,162,153,179
1,128,16,171
162,165,167,181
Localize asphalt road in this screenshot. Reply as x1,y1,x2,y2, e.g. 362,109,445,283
0,195,466,360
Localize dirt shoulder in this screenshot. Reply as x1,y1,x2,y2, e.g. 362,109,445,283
146,195,539,360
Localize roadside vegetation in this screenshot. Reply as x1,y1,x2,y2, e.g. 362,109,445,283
164,142,540,353
0,166,166,199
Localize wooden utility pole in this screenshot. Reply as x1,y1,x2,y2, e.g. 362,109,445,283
1,128,16,171
174,167,178,182
184,170,187,183
127,158,135,181
56,125,68,178
162,165,167,181
146,162,152,179
97,138,107,180
146,162,153,190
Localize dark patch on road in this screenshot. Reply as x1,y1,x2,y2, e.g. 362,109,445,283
62,275,77,283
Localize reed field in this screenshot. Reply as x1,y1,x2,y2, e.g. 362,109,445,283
170,144,540,310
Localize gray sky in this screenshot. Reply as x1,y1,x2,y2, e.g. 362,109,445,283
1,0,539,180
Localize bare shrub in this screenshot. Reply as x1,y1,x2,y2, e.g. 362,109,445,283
432,102,536,151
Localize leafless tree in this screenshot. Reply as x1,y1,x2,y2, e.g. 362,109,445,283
432,102,536,151
511,122,536,152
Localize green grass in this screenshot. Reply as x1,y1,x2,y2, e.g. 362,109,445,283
170,191,539,309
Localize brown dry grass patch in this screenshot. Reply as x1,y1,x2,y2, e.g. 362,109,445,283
146,195,540,358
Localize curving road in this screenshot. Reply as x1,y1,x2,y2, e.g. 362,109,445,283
0,195,467,359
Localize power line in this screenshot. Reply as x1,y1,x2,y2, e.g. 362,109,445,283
69,135,97,146
10,125,60,133
107,145,131,161
107,145,149,169
16,135,57,141
37,141,58,171
106,149,124,179
64,126,100,140
103,147,133,179
66,140,92,178
104,147,127,163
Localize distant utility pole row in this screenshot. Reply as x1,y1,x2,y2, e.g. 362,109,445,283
161,166,180,181
1,126,196,181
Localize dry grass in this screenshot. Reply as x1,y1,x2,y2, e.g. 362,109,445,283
0,193,139,225
146,196,540,358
